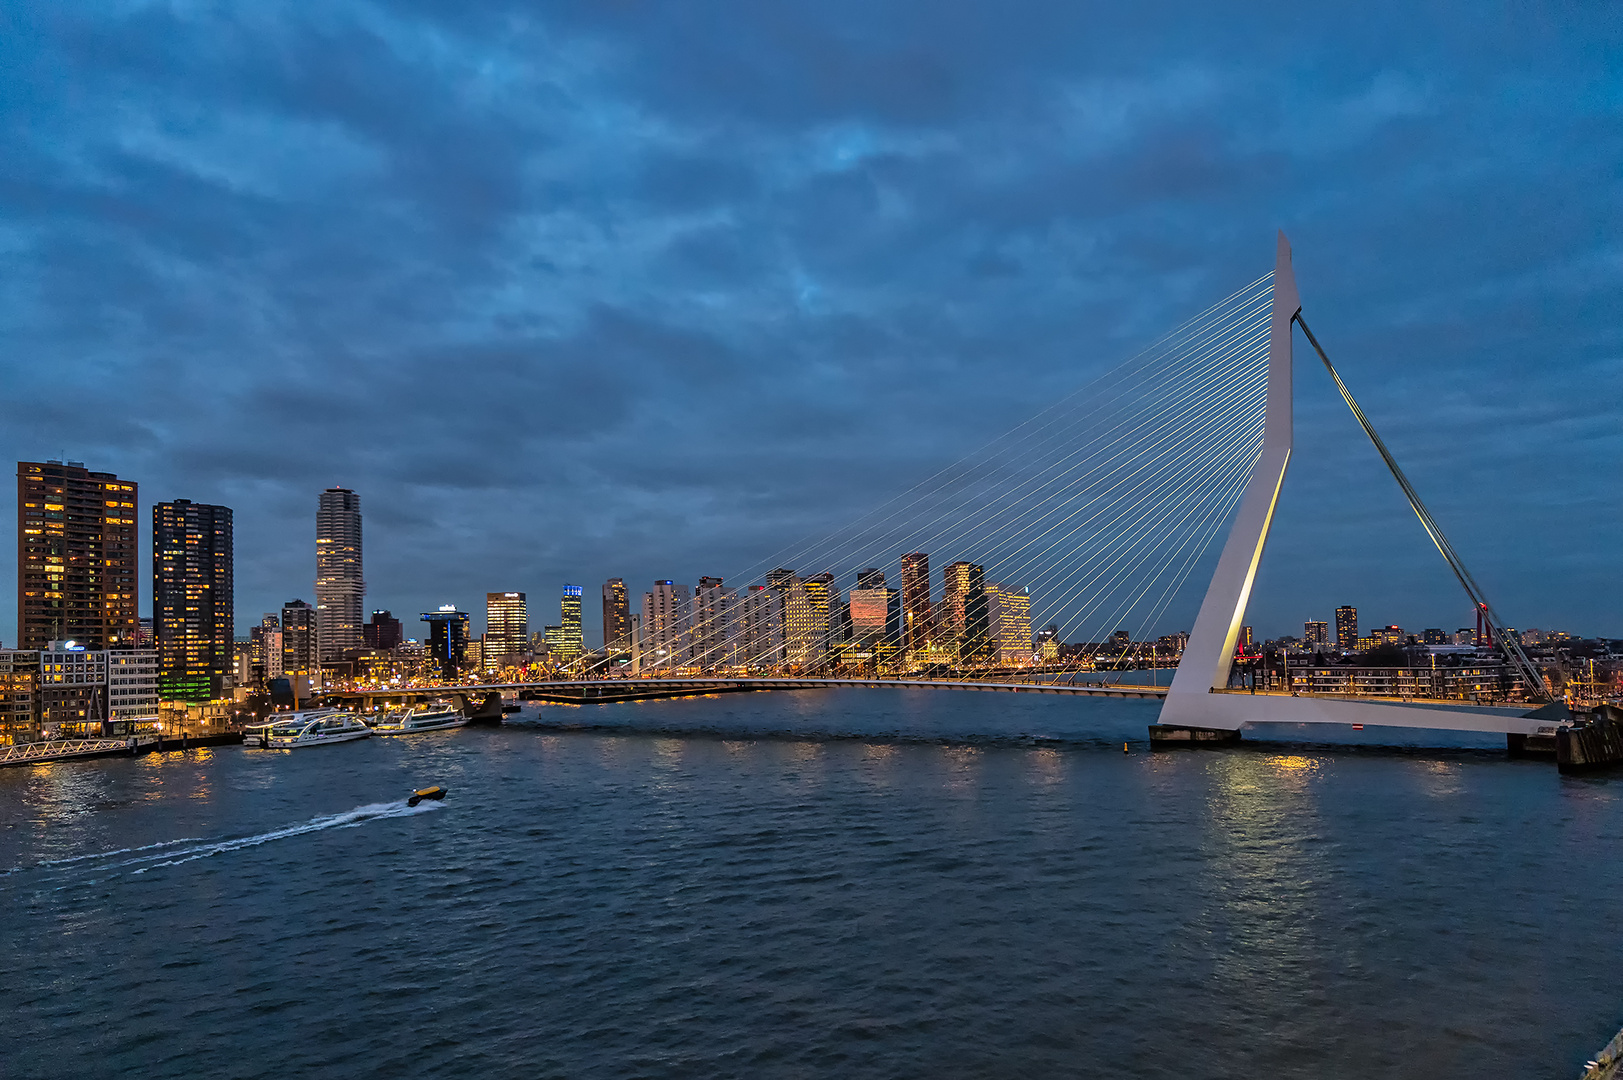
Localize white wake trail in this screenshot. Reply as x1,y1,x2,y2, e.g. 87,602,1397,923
129,801,442,873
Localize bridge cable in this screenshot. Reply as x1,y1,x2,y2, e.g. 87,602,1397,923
1293,313,1549,701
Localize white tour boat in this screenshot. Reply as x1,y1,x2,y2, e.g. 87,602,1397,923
259,711,373,749
371,701,468,736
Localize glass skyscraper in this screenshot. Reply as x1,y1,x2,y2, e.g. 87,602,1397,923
316,487,363,663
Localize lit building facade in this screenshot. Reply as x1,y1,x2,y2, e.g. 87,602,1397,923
17,460,139,650
1335,606,1357,650
730,585,784,670
485,593,529,664
986,583,1031,666
421,606,470,682
152,499,234,702
315,487,364,663
558,586,584,663
281,599,318,676
1304,621,1329,647
640,581,689,670
900,553,932,657
692,578,730,672
602,578,631,650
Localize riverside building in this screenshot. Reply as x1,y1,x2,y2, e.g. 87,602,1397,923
281,600,318,678
602,578,630,650
315,487,364,663
421,606,470,681
485,593,529,667
900,553,932,656
17,460,139,651
152,499,234,701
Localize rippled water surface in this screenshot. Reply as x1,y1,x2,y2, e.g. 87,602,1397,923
4,689,1621,1078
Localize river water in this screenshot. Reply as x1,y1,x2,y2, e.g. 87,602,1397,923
3,689,1620,1078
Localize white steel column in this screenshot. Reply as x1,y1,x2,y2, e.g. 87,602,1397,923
1158,232,1299,727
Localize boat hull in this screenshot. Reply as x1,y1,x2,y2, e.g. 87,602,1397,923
265,729,373,749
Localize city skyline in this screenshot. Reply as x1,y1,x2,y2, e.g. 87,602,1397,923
5,461,1592,652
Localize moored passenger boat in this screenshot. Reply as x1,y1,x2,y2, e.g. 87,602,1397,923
371,702,468,736
259,711,372,749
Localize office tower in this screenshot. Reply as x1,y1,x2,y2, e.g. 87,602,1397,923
641,581,689,670
986,583,1032,666
557,586,584,663
602,578,631,649
944,562,989,664
281,599,318,675
849,578,890,644
791,573,834,670
485,593,528,661
363,610,403,650
107,650,159,723
1239,626,1254,649
1303,621,1328,647
691,577,730,672
421,606,470,681
941,561,977,648
1454,628,1476,646
1335,606,1357,650
136,617,154,648
152,500,234,702
17,460,138,650
1421,628,1448,645
315,487,364,663
766,567,797,592
899,553,931,655
1111,629,1132,648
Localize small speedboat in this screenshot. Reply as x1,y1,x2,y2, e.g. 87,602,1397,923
260,711,372,749
408,785,447,807
371,701,468,736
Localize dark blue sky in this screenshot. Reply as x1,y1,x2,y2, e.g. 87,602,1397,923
3,1,1619,643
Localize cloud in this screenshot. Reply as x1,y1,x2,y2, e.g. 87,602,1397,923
1,0,1620,642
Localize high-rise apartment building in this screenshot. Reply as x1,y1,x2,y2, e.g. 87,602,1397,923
899,554,932,656
17,461,139,650
692,577,730,672
558,586,584,663
315,487,364,663
1335,606,1357,650
485,593,528,662
602,579,630,649
640,581,688,670
730,585,784,670
281,599,318,676
1304,620,1329,647
152,499,234,702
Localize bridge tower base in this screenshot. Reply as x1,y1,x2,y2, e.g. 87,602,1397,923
1148,724,1243,746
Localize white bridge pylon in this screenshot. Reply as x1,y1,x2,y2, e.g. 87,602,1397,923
1156,232,1556,738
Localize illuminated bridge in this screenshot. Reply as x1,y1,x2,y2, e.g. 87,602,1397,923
346,235,1562,743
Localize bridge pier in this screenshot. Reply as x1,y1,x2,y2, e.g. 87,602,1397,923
1148,723,1242,747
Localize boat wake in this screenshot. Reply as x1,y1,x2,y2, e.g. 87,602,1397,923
130,800,441,873
5,800,441,882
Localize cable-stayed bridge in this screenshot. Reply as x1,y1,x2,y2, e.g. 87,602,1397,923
364,235,1564,742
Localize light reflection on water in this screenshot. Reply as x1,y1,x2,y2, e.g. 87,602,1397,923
0,690,1620,1079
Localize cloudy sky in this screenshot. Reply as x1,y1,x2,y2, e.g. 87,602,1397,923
3,0,1619,643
